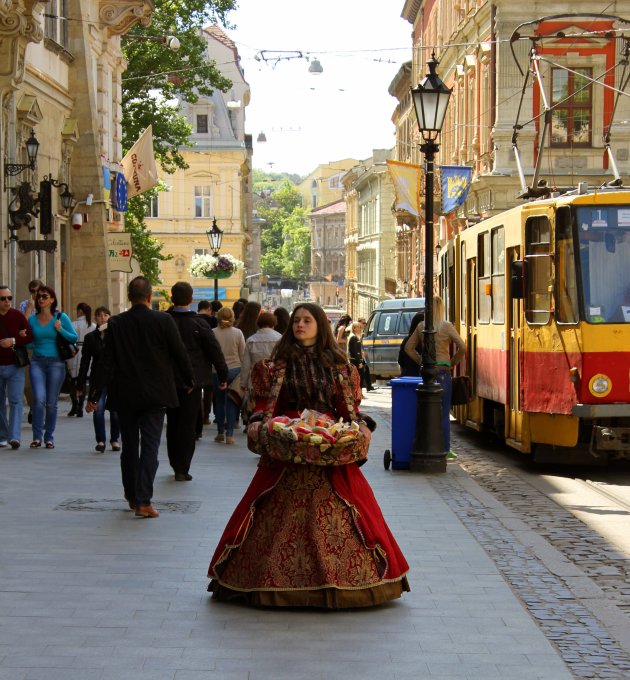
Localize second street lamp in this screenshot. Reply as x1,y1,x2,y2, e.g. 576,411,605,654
206,216,224,301
410,54,452,473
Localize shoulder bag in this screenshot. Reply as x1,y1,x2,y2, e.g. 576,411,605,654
55,313,79,360
0,314,30,367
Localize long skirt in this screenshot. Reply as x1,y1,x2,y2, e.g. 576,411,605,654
208,461,410,608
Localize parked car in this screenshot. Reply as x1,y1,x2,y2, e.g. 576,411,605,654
363,298,425,379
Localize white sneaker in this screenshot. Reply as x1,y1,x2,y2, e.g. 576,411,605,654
0,441,8,448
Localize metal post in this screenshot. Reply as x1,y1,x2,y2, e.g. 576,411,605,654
410,138,446,473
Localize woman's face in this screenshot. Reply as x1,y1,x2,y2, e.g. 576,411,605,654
292,308,318,346
95,311,109,326
37,290,53,310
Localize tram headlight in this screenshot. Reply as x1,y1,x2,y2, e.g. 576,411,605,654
588,373,612,397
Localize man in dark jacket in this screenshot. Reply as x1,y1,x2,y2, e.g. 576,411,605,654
166,282,228,481
87,277,193,518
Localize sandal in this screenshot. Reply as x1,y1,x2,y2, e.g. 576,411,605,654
30,440,41,448
45,442,55,449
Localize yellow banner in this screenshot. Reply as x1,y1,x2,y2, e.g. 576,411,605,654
386,160,421,217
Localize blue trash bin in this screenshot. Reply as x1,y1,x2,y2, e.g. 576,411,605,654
389,377,423,470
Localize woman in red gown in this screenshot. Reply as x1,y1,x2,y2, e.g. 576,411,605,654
208,303,410,608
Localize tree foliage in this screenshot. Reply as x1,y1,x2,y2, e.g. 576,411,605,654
121,1,237,279
258,181,310,284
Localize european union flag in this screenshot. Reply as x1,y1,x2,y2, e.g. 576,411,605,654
111,171,128,212
442,165,472,214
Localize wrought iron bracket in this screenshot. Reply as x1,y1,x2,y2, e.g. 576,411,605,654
18,239,58,253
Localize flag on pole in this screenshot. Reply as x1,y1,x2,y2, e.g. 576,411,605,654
386,160,421,216
441,165,472,214
121,125,159,198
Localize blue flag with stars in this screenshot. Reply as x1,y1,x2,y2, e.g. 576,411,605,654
442,165,472,214
112,171,128,212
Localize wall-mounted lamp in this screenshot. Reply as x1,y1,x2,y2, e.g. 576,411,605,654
4,130,39,189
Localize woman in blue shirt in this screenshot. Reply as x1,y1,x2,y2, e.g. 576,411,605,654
27,286,78,448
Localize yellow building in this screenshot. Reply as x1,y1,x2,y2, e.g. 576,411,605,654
144,25,252,308
297,159,359,212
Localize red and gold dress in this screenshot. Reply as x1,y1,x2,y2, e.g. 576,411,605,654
208,347,410,608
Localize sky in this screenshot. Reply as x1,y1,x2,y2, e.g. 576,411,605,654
224,0,412,176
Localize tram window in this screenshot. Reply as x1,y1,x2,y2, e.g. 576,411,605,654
556,207,579,323
491,227,505,323
525,215,551,324
478,232,491,323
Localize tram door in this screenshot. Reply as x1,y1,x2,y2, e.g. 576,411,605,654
466,256,478,422
507,246,524,446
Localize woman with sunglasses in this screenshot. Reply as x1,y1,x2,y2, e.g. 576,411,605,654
26,286,78,448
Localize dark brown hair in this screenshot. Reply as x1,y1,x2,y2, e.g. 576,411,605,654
257,311,276,329
273,306,290,334
236,300,262,339
270,303,348,367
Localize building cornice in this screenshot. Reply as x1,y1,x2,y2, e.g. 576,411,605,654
99,1,155,37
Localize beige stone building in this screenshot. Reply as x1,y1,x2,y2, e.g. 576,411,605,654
342,150,397,320
1,1,154,313
308,199,346,307
297,159,359,212
144,25,252,308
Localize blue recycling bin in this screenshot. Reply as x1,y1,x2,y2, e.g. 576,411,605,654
388,377,423,470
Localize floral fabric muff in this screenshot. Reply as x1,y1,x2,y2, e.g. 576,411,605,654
247,416,371,466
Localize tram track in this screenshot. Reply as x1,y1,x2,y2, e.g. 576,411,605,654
576,479,630,514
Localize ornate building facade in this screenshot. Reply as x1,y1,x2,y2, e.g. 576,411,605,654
1,1,154,312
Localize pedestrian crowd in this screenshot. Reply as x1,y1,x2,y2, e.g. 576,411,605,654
2,278,475,610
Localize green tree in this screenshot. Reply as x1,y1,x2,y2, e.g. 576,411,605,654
258,181,310,283
121,1,237,280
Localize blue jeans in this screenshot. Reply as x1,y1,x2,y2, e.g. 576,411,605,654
0,363,26,443
30,356,67,443
213,367,240,437
93,387,120,444
435,369,453,452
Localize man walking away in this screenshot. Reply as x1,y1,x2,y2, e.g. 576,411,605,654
0,286,33,449
87,276,193,518
166,282,228,481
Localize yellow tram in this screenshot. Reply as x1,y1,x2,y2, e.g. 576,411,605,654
439,186,630,463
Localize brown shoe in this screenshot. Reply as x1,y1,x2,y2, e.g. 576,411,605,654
214,433,225,442
225,436,235,445
135,505,159,518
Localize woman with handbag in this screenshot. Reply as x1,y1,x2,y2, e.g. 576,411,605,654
404,295,465,459
211,306,245,445
26,286,78,449
208,303,410,608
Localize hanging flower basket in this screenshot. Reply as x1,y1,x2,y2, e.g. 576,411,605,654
190,253,244,279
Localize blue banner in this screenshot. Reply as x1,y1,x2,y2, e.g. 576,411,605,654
441,165,472,214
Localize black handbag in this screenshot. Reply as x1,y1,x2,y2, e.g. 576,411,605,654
451,375,473,406
55,313,79,360
13,345,30,367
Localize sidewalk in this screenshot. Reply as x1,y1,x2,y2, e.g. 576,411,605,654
0,392,573,680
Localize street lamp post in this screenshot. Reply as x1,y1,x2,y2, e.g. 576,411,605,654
206,216,224,301
410,54,452,473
